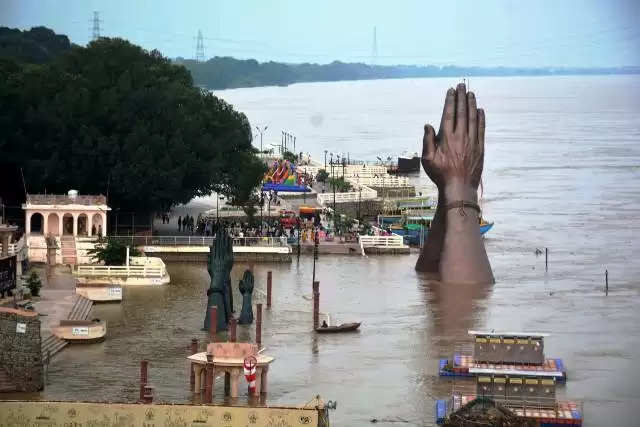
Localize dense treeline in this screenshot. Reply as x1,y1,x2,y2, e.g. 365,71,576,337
0,27,264,213
176,56,640,90
0,26,72,64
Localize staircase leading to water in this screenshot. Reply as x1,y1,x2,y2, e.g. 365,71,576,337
41,295,93,360
60,236,77,265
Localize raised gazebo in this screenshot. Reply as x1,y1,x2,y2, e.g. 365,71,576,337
23,190,110,237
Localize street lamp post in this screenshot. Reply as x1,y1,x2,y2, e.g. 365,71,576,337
255,125,268,154
324,150,328,169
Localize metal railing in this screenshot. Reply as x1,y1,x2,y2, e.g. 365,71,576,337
109,235,289,248
75,264,166,278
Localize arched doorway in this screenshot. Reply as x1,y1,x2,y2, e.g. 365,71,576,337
62,213,74,235
30,213,44,234
78,214,88,236
92,213,104,236
47,213,60,236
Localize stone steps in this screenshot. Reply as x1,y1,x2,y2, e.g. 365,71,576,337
60,236,77,265
41,333,67,360
68,295,93,320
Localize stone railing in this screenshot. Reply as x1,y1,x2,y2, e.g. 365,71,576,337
75,264,166,278
358,235,405,248
316,185,378,206
346,176,410,187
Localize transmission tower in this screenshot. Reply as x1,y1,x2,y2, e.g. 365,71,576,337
371,26,378,66
90,11,102,41
196,30,205,62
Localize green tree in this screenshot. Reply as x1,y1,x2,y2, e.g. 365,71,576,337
316,169,329,183
0,34,265,213
329,177,352,192
282,150,298,163
88,237,141,266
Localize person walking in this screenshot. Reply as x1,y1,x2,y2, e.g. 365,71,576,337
178,216,182,232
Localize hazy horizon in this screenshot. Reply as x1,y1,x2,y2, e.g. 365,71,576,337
1,0,639,68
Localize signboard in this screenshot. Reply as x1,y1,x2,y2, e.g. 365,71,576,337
108,287,122,297
0,255,16,296
16,322,26,333
0,401,326,427
72,327,89,336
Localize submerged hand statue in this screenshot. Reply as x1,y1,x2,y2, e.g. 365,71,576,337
238,270,254,324
204,228,234,331
417,83,493,284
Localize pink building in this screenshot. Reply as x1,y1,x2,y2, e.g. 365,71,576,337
23,190,110,237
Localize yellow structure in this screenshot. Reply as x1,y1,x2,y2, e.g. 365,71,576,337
0,400,328,427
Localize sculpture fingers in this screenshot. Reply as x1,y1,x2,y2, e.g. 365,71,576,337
442,87,456,136
456,83,467,135
467,92,477,145
422,124,437,163
477,108,485,159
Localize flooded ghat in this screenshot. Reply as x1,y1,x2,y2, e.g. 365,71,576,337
4,75,640,426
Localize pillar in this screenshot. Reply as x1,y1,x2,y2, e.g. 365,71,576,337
229,318,237,342
230,369,240,398
88,214,92,237
58,213,63,237
256,303,262,348
190,338,198,390
254,368,262,396
101,212,107,236
139,360,148,401
261,365,269,394
313,281,320,330
72,213,78,236
0,233,8,257
25,212,31,235
42,212,48,237
267,271,272,308
204,357,213,403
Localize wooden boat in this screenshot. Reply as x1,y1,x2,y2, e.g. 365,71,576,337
315,322,361,333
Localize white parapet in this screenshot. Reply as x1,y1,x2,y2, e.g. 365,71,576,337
358,234,406,248
317,184,378,206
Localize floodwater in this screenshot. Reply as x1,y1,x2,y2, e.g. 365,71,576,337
9,76,640,426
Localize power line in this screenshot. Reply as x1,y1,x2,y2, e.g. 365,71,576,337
90,11,102,42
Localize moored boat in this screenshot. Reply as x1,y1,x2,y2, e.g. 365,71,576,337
315,322,361,333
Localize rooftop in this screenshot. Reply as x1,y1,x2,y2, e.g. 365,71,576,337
25,194,107,206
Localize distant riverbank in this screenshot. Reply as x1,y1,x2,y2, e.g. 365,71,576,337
176,56,640,90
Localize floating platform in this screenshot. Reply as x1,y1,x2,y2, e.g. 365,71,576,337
439,354,566,381
435,395,582,426
53,319,106,343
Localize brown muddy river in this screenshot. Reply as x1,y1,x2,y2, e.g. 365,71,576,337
7,75,640,426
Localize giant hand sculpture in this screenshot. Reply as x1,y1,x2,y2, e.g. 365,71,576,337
204,228,234,331
238,269,254,325
416,83,494,284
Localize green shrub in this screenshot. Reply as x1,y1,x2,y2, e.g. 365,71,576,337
27,271,42,297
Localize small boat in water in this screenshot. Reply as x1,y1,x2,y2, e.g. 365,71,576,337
315,322,361,333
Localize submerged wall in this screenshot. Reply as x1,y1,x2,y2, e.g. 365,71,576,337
0,307,43,392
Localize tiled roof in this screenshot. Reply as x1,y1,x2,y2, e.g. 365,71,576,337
25,194,107,206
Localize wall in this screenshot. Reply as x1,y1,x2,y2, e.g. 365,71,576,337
0,401,327,427
0,307,43,392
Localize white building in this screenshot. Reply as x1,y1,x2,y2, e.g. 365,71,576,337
23,190,110,238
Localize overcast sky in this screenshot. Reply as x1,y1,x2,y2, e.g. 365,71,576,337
1,0,638,67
